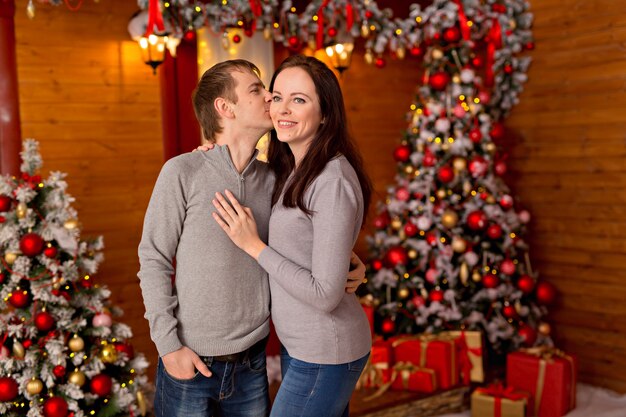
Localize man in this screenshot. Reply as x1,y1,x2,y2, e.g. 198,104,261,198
138,60,363,417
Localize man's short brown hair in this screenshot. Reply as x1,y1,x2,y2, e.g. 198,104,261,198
192,59,261,143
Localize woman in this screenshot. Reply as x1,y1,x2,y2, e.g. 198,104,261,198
212,55,372,417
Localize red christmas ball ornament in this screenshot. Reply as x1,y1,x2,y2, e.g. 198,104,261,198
22,339,32,349
327,27,337,37
500,259,516,275
395,187,410,202
372,259,383,271
525,42,535,50
504,64,514,74
365,10,374,19
232,34,242,44
482,274,500,289
468,156,488,178
53,365,66,378
410,46,423,56
433,32,441,41
437,165,454,183
20,233,45,257
0,195,11,212
0,272,5,284
535,281,557,305
375,57,386,68
80,276,93,289
287,36,300,49
487,224,503,239
469,128,482,143
115,342,135,359
244,28,254,37
381,317,395,334
90,374,113,396
425,232,437,246
184,30,196,41
466,210,487,231
373,212,390,229
499,195,514,210
9,289,30,308
422,149,436,167
494,160,507,176
43,396,69,417
518,324,537,346
44,246,58,258
429,71,450,91
443,27,461,43
393,145,411,162
404,222,419,237
490,122,505,140
385,246,408,267
0,376,18,402
471,56,484,68
35,311,56,332
429,290,444,303
502,304,517,319
412,295,426,307
517,275,535,294
0,216,5,223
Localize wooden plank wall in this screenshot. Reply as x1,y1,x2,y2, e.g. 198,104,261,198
13,0,162,374
504,0,626,392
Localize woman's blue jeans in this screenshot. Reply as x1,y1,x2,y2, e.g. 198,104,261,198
270,347,369,417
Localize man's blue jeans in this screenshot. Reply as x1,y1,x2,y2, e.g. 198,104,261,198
270,347,369,417
154,348,270,417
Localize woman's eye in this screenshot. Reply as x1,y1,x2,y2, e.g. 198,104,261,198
272,96,281,102
294,97,305,104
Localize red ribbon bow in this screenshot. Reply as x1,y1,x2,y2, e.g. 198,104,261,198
455,330,482,384
316,0,331,50
145,0,165,36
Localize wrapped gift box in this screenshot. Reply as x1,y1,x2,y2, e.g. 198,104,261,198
392,334,458,389
390,361,437,393
361,303,375,336
445,330,485,383
357,338,393,389
471,384,530,417
506,348,577,417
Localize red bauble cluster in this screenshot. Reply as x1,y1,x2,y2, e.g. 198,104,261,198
385,246,408,267
429,72,450,91
20,233,45,257
466,210,487,230
393,145,411,162
0,376,18,402
35,311,56,332
43,396,68,417
0,195,11,212
90,374,113,396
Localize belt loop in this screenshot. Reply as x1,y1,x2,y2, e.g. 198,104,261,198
203,356,214,367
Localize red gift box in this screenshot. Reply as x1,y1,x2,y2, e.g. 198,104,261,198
445,330,485,384
357,338,393,389
506,348,577,417
390,361,437,393
361,303,375,336
391,334,458,389
471,383,530,417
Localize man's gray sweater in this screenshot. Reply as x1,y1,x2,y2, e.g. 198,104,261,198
138,145,274,357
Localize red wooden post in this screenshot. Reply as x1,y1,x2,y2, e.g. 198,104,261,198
0,0,21,175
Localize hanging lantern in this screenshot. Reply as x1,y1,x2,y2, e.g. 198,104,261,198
325,35,355,74
128,2,169,74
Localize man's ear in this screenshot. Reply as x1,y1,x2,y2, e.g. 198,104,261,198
214,97,235,119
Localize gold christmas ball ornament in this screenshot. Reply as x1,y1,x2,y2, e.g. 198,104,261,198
12,340,25,359
436,189,447,199
396,46,406,60
452,237,467,253
452,157,467,172
472,270,482,282
361,24,371,37
16,202,27,219
391,218,403,230
431,48,444,60
68,335,85,352
538,322,551,336
486,196,496,204
26,377,44,395
137,390,148,416
263,26,272,40
452,75,461,84
64,219,78,230
68,370,86,386
99,344,118,363
404,165,414,175
4,252,17,265
441,210,459,228
408,249,418,259
459,262,469,285
485,143,496,154
364,49,374,65
398,288,410,299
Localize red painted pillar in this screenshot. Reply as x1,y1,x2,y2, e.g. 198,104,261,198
160,36,201,161
0,0,21,175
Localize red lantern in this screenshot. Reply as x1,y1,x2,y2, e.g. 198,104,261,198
43,396,68,417
518,324,537,346
443,27,461,43
373,212,390,229
393,145,411,162
466,210,487,230
490,122,505,140
429,71,450,91
0,376,18,402
487,224,503,239
385,246,408,267
90,374,113,396
482,275,500,289
371,259,383,271
437,165,454,183
517,275,535,294
404,222,418,237
35,311,56,332
9,289,30,308
381,317,395,334
535,281,557,305
20,233,45,257
115,342,135,359
429,290,444,303
53,365,66,379
0,195,11,212
469,128,482,143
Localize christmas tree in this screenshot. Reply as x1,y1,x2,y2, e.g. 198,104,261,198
0,140,149,417
363,0,556,355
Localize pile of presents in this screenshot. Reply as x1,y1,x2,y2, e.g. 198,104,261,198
357,325,577,417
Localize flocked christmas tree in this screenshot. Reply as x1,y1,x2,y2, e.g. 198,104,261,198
363,0,557,355
0,140,149,417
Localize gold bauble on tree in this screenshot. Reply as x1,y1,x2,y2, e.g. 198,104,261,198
452,237,467,253
404,165,414,175
12,340,25,359
472,270,482,282
441,210,459,228
64,219,78,230
397,288,410,299
408,249,418,259
431,48,443,60
26,377,44,395
452,157,467,172
99,344,118,363
485,143,496,154
68,370,86,386
459,262,469,285
4,252,17,265
68,335,85,352
16,202,27,219
137,390,148,416
486,196,496,204
436,189,446,199
390,218,403,230
538,322,551,336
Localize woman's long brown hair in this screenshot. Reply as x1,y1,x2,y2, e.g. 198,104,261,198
267,55,371,226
